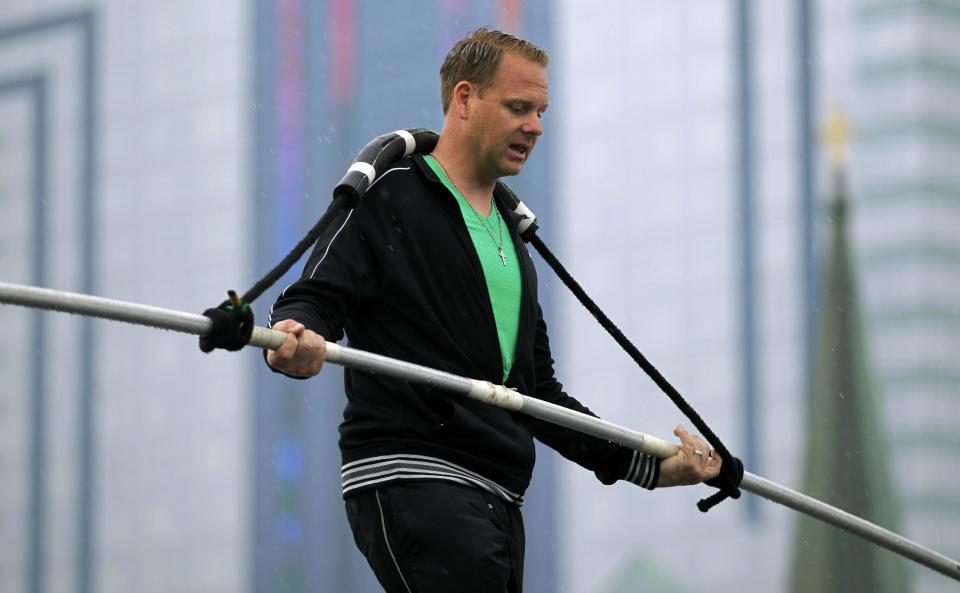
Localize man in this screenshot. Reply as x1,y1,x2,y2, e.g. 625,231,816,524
266,28,720,593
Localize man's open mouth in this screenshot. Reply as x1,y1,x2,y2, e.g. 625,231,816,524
509,143,529,158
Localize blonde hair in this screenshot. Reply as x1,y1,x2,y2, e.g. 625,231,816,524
439,27,549,113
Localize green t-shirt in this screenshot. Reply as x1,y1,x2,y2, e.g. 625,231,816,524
425,155,521,381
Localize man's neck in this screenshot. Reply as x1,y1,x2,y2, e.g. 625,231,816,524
432,137,496,215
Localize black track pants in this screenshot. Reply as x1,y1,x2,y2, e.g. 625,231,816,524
345,481,525,593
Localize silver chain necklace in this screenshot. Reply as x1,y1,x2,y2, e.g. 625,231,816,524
434,157,507,266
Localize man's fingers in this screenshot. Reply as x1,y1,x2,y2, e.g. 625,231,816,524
268,320,306,360
266,320,323,376
277,332,300,359
710,451,722,469
266,332,299,368
674,425,705,459
691,437,710,464
300,330,327,375
664,426,728,486
272,319,305,335
674,425,723,483
705,453,723,479
674,426,696,454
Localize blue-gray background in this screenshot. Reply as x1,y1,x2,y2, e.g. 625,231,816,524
0,1,958,593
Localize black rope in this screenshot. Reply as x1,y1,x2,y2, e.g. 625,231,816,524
241,192,353,304
200,125,743,509
528,234,743,510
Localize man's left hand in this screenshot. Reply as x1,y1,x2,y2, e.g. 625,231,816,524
656,425,722,488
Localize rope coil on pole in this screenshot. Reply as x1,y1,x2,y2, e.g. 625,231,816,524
1,280,959,583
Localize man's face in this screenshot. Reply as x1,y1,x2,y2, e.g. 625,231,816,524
468,52,549,180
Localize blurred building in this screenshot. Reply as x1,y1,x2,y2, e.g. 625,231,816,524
853,7,960,592
0,2,251,593
557,2,959,593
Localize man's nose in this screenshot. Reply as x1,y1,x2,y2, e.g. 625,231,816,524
522,114,543,137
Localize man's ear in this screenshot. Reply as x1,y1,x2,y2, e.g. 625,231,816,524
451,80,474,119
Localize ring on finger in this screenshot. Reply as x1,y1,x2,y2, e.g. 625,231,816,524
692,449,704,457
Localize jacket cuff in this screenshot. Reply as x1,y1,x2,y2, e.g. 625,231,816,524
623,450,660,490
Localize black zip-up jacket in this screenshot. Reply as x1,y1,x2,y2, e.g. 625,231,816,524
267,154,659,502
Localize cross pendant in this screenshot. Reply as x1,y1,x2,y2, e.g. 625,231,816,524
499,247,507,266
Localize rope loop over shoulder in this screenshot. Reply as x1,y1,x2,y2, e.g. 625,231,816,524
333,128,438,203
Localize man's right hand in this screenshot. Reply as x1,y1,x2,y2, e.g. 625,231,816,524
266,319,327,378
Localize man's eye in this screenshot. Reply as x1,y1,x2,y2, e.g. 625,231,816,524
509,104,525,114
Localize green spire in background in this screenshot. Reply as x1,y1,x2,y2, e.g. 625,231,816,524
789,113,911,593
